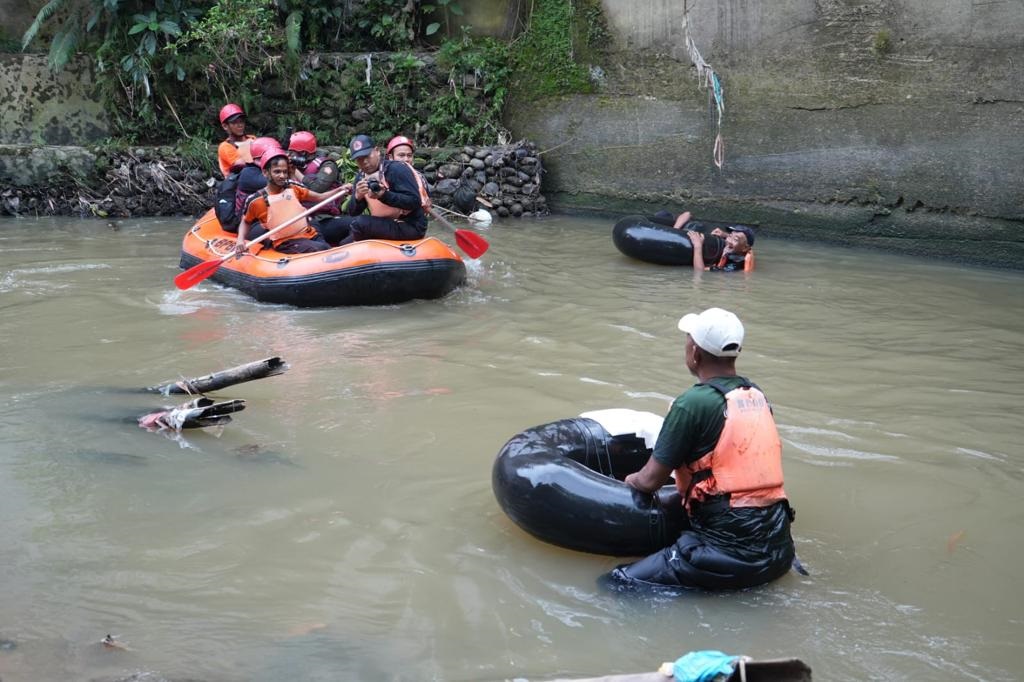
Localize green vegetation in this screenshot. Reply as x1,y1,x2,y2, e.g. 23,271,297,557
873,29,892,57
20,0,603,149
507,0,609,100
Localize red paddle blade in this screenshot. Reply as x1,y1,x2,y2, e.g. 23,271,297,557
174,256,227,290
454,229,489,259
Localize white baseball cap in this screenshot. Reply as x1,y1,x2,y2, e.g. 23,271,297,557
677,307,745,357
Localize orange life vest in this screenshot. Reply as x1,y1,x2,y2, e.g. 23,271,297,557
714,250,755,272
218,136,255,176
676,380,787,511
265,187,318,247
365,161,432,219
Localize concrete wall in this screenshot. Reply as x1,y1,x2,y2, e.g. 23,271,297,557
506,0,1024,265
0,54,109,144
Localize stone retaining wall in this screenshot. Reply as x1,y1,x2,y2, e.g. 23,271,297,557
0,142,546,219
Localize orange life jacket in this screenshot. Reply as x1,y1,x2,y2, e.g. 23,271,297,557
366,161,432,219
218,136,255,176
714,250,755,272
676,380,787,511
265,186,318,247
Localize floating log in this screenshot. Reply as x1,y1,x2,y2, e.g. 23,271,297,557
150,356,288,395
138,397,246,431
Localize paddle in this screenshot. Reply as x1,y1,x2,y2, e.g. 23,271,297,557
428,207,489,259
174,185,350,290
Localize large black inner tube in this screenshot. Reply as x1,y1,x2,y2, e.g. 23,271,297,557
612,214,727,266
492,417,689,556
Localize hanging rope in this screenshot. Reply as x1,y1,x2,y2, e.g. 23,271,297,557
682,11,725,169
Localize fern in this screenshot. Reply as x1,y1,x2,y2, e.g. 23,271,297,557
48,27,80,70
21,0,71,50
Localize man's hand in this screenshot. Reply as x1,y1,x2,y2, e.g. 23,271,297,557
354,178,370,201
686,230,704,247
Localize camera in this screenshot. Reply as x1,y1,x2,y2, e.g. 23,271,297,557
366,178,382,194
288,151,311,171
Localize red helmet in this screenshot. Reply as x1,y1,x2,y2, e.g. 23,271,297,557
219,103,245,124
250,136,280,161
288,131,317,154
259,147,289,170
386,135,415,155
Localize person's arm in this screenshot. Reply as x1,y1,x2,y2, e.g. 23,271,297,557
624,457,674,493
235,195,264,250
687,230,707,270
304,183,352,204
744,251,755,272
671,211,692,229
379,162,422,211
217,141,238,177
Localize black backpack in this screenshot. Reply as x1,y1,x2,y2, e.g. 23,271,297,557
214,170,241,230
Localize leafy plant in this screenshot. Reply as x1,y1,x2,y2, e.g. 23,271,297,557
174,0,287,104
121,0,201,96
423,0,464,37
22,0,116,70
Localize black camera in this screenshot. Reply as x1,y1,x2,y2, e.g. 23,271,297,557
288,151,311,171
366,178,382,194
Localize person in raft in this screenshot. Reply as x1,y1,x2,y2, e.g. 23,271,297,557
338,134,431,245
604,307,796,592
235,148,350,255
216,103,255,178
653,210,756,272
287,130,353,246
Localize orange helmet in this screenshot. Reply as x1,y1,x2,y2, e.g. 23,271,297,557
288,131,317,154
386,135,415,155
219,103,245,124
259,147,288,170
250,136,280,161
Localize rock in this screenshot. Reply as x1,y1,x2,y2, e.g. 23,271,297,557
433,178,459,194
438,163,462,178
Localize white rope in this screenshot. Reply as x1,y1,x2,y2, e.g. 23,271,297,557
682,13,725,169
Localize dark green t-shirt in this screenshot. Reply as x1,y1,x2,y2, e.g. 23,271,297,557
653,375,751,470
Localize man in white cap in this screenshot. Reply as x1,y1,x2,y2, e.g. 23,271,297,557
605,307,796,592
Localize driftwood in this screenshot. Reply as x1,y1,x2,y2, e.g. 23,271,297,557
138,397,246,431
150,357,289,395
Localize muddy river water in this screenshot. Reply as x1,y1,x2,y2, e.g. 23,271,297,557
0,214,1021,681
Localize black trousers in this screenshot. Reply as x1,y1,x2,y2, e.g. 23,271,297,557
313,215,356,245
337,215,425,245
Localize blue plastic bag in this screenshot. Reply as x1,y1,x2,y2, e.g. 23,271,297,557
672,650,737,682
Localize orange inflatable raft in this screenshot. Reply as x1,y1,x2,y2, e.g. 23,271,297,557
178,209,467,307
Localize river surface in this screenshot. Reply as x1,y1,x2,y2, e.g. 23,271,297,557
0,214,1022,682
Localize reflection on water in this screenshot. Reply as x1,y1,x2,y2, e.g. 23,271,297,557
0,215,1022,681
